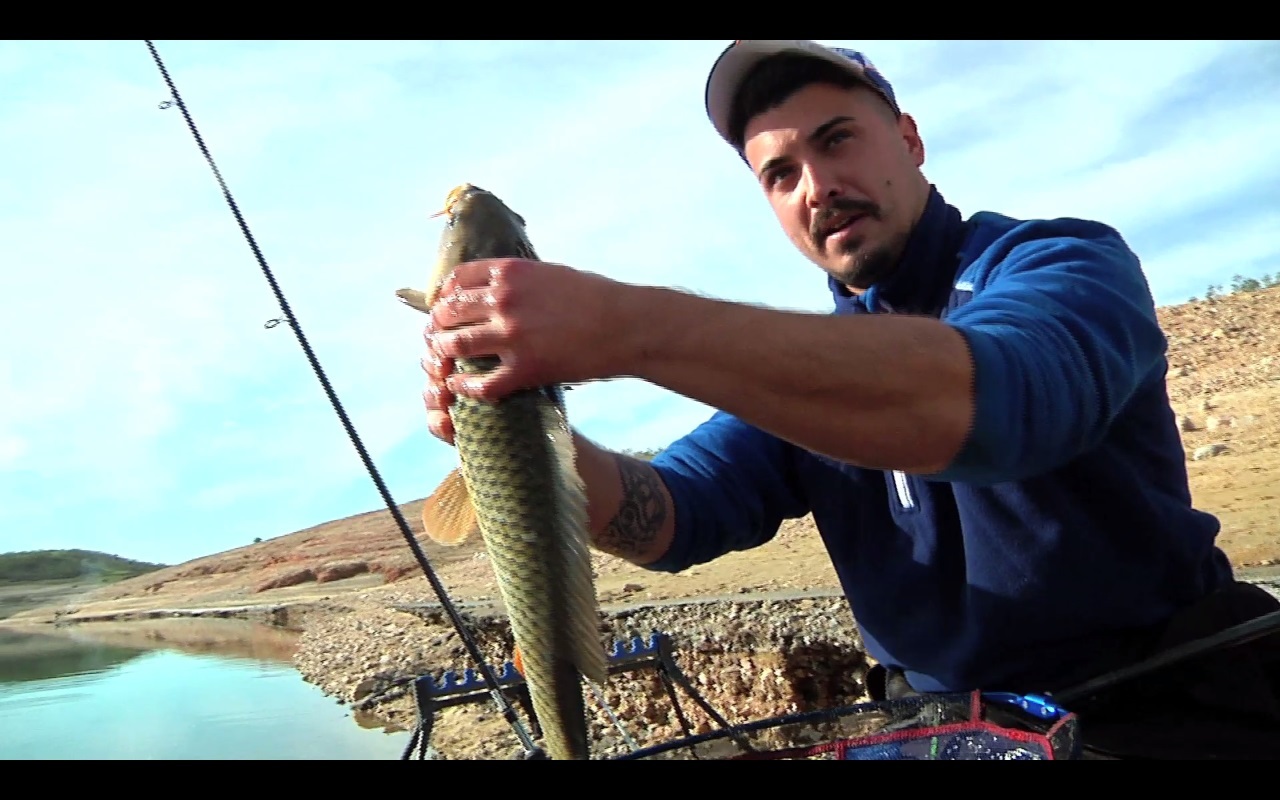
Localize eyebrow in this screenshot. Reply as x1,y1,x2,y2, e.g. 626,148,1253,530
757,115,857,180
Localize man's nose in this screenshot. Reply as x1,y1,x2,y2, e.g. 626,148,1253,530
801,164,843,207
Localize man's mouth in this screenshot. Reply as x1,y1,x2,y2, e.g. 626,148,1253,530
821,213,866,242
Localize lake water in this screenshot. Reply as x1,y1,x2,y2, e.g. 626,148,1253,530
0,620,413,760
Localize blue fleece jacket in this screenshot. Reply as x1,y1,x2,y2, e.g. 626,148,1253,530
644,186,1234,694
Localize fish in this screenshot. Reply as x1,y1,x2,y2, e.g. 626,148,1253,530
395,183,607,761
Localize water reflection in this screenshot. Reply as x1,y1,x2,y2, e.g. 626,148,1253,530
0,620,411,760
0,628,147,685
47,617,303,664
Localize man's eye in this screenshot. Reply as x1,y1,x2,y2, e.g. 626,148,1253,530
826,130,851,147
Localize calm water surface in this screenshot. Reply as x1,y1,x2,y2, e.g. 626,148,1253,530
0,621,412,760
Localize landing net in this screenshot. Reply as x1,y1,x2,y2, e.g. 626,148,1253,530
608,689,1079,760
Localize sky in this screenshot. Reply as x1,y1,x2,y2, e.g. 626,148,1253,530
1,39,1278,567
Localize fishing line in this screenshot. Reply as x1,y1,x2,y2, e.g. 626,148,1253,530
142,40,543,758
587,679,641,753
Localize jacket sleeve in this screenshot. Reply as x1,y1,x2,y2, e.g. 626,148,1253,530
641,410,810,573
931,219,1170,486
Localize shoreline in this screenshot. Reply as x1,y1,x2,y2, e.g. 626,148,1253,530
9,563,1277,630
7,572,1275,759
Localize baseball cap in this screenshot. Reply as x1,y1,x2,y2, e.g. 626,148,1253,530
704,40,900,148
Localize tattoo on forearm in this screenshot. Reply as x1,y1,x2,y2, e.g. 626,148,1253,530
598,456,667,560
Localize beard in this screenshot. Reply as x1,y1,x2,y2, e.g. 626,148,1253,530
824,227,906,290
811,197,906,291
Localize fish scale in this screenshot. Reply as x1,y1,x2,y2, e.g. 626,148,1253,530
452,381,595,760
395,184,607,760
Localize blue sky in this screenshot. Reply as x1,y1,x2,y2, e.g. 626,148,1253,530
2,40,1277,567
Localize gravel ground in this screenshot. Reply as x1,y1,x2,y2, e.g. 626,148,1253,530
294,594,873,760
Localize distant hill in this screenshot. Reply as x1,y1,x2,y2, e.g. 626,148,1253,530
0,550,167,586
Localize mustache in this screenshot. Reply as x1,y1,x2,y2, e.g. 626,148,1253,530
812,197,881,241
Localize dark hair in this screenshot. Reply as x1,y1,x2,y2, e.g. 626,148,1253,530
727,52,898,152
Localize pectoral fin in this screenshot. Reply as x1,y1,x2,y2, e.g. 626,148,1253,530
420,467,480,545
396,288,433,315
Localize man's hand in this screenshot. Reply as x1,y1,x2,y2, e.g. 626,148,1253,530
418,262,678,567
421,330,457,446
423,258,637,404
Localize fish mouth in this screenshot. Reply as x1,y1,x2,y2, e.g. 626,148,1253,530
432,183,486,222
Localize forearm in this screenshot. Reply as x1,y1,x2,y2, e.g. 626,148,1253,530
619,286,974,474
570,431,675,566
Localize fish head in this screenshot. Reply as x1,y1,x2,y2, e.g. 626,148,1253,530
433,183,527,230
430,183,482,222
423,183,535,306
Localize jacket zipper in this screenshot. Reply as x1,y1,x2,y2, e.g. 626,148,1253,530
869,294,920,512
892,470,916,509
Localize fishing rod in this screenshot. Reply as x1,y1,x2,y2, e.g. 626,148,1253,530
141,40,545,759
1051,607,1280,706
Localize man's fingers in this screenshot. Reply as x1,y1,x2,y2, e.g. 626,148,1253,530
423,380,456,445
431,287,495,330
421,348,454,379
447,362,525,405
440,258,511,295
425,407,456,446
423,378,452,411
421,336,457,445
433,324,509,361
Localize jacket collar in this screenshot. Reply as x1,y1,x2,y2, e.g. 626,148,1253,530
828,185,968,317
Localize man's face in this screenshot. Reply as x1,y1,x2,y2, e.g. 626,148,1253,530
742,81,928,292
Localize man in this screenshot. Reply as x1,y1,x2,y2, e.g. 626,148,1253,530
419,41,1280,758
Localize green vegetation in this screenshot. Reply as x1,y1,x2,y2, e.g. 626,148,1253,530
1190,270,1280,303
622,447,666,461
0,549,166,586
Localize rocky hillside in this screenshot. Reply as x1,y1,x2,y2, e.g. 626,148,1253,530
19,496,491,619
1160,285,1280,402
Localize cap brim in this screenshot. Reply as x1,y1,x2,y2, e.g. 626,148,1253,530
704,40,877,148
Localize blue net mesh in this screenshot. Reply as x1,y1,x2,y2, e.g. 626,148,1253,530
613,690,1081,760
839,723,1057,760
